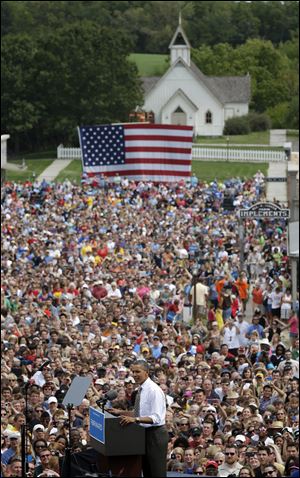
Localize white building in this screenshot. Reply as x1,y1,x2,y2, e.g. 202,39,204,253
142,17,251,136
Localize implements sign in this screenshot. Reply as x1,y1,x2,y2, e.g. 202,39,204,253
239,202,290,219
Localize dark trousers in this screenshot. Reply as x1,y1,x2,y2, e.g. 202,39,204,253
142,426,169,478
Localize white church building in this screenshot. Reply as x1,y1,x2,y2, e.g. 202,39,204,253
141,17,251,136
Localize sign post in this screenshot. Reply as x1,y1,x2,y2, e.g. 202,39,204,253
238,202,290,272
238,202,290,220
238,218,245,270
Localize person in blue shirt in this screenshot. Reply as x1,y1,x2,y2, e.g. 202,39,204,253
1,433,20,466
150,336,162,359
246,315,265,339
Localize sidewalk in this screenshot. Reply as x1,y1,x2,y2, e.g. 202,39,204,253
266,162,288,204
37,159,73,182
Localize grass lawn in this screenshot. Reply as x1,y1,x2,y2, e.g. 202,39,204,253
56,160,83,183
55,159,268,184
5,159,54,182
192,161,268,182
195,131,271,145
129,53,169,76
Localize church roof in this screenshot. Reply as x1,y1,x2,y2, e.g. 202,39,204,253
141,61,251,104
141,76,161,95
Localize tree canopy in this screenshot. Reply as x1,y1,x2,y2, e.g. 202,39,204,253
1,1,298,152
1,21,143,152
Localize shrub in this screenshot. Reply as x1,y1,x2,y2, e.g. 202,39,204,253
247,112,271,131
266,102,290,128
223,115,250,135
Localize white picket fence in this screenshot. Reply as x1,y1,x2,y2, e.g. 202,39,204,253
57,144,287,163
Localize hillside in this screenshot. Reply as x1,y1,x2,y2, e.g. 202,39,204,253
129,53,169,77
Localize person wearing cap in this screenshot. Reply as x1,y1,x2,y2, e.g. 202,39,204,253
32,424,46,441
1,431,21,465
47,396,58,417
206,460,219,477
149,336,162,359
188,427,202,448
277,349,299,377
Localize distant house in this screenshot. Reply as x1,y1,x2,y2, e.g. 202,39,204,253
141,17,251,136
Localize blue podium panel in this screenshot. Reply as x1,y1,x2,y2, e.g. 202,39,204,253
89,407,105,444
89,408,145,456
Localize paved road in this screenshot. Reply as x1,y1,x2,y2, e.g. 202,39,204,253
37,159,73,182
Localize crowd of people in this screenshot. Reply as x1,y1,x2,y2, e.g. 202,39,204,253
1,171,299,477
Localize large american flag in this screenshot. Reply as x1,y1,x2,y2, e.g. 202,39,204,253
78,123,193,182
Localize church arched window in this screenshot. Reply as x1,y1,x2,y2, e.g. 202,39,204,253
205,110,212,124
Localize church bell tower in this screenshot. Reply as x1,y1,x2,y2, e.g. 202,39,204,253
169,12,191,66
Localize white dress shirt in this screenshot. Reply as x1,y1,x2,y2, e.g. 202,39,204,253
138,377,166,428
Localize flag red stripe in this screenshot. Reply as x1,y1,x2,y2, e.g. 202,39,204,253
125,158,190,165
124,124,193,131
88,169,191,178
124,135,192,142
125,147,191,154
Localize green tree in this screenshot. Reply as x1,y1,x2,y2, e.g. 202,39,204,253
1,34,42,152
2,21,143,151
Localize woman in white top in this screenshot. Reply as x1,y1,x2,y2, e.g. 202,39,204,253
280,287,292,320
220,318,240,353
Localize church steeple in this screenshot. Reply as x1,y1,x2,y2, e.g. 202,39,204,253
169,13,191,66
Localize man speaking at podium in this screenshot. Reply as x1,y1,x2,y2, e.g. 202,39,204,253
108,360,168,477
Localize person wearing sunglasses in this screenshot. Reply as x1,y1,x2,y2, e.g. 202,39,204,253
34,448,52,478
263,465,282,477
217,445,243,476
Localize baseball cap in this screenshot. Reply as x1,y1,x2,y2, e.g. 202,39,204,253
48,396,58,404
124,377,135,384
191,427,201,436
9,432,21,439
95,379,105,386
33,424,45,433
260,338,271,347
235,434,246,443
205,460,218,469
206,406,217,413
256,372,264,378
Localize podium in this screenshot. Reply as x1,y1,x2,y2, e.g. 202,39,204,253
89,408,145,477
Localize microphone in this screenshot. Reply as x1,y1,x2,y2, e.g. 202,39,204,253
96,390,118,406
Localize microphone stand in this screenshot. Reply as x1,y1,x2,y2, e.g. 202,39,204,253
62,403,73,478
21,381,30,478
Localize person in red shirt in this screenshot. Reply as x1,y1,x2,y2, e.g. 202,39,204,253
234,273,249,312
252,283,264,314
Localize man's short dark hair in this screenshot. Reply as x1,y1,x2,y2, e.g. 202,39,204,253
132,360,150,373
